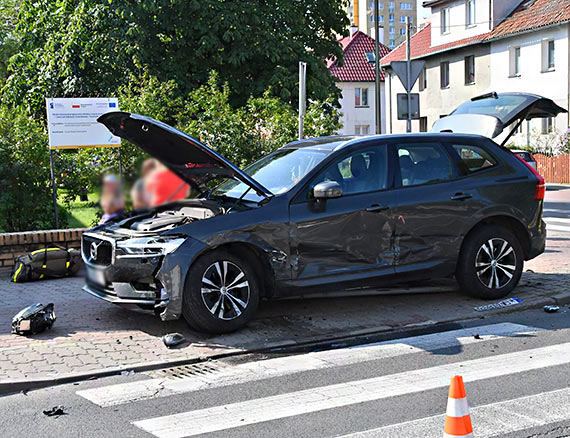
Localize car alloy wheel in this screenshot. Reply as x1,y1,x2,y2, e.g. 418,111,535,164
475,238,517,289
200,261,250,320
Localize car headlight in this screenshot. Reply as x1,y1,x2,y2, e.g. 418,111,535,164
116,237,186,256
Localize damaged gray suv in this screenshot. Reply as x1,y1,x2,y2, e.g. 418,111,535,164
83,93,563,333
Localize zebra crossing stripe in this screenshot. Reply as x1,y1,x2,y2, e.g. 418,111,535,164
132,341,570,438
338,387,570,438
77,323,539,407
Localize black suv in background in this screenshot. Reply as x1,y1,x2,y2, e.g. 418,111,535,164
81,92,564,333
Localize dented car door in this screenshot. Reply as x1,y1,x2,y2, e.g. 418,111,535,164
288,144,396,287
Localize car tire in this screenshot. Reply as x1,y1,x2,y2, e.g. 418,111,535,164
182,249,260,334
456,225,524,300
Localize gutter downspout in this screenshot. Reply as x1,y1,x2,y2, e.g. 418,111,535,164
389,71,393,133
353,0,359,27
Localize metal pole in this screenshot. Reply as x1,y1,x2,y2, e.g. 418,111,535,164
118,145,124,185
298,61,307,140
406,16,412,133
49,149,59,229
374,0,381,134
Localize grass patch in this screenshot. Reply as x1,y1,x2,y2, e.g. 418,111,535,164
58,191,100,229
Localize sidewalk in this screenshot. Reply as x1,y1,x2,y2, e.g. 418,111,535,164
0,232,569,393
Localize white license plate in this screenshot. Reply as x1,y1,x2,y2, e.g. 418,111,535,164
87,268,106,286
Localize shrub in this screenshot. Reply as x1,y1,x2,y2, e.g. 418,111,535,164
0,106,64,231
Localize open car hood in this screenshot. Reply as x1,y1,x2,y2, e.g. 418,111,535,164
431,92,567,142
98,112,272,198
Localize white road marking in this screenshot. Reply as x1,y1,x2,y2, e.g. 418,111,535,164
546,224,570,232
78,323,538,407
339,387,570,438
544,217,570,224
132,341,570,438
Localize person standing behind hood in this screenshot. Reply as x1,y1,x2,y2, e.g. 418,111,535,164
145,161,190,207
100,174,125,224
131,158,158,210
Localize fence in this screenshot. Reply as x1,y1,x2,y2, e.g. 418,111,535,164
535,153,570,184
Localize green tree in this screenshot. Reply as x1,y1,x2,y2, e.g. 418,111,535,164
3,0,349,115
0,105,62,231
0,0,19,85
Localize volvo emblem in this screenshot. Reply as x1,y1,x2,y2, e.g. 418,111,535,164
89,241,102,261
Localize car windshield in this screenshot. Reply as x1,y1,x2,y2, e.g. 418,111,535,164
212,147,331,202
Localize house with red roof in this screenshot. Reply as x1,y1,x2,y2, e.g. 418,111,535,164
328,28,391,135
380,0,570,145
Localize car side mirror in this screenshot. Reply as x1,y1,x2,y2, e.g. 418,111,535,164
313,181,343,199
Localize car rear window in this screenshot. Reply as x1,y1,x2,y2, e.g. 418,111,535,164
452,144,498,175
515,151,533,162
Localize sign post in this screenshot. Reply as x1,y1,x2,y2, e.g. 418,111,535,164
45,97,121,228
298,62,307,140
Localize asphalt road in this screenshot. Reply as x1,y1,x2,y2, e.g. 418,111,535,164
2,308,570,438
544,185,570,234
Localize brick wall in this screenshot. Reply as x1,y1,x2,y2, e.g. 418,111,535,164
0,228,87,272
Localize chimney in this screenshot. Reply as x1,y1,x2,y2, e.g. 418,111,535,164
350,24,359,37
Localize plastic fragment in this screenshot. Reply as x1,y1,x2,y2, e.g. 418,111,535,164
43,406,66,417
544,305,560,313
162,333,186,348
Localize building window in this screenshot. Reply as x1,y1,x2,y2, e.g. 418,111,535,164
542,39,555,71
400,28,406,35
464,55,475,84
510,46,521,76
419,117,428,132
389,13,394,24
400,16,406,23
441,8,450,34
466,0,475,27
419,67,427,91
355,88,369,107
355,125,370,135
390,27,395,35
440,61,450,88
542,117,554,133
389,1,395,12
400,2,413,10
389,39,395,49
379,15,384,22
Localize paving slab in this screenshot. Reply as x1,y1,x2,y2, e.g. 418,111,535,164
0,229,569,394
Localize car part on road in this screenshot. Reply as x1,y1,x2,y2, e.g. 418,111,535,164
162,333,186,348
42,406,66,417
544,305,560,313
473,297,522,312
11,303,56,335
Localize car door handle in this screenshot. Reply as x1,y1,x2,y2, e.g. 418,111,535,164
365,204,388,212
450,192,472,201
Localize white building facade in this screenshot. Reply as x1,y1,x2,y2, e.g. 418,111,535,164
329,30,391,135
380,0,570,145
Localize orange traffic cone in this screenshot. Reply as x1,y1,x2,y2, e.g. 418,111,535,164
444,375,473,438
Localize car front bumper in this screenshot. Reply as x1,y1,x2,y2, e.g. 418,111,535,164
82,232,208,321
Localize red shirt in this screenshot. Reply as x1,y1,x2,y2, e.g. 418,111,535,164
145,169,190,206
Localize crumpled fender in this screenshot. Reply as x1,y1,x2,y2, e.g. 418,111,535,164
156,236,208,321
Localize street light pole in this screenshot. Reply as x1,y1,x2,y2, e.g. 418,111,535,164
374,0,382,134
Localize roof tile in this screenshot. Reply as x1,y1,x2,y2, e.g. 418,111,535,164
329,31,391,82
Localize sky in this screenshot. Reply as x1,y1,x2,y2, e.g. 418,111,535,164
417,0,430,20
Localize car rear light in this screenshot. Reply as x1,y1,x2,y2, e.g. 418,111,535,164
514,154,545,200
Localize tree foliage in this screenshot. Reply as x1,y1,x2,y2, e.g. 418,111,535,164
3,0,349,115
0,105,61,231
